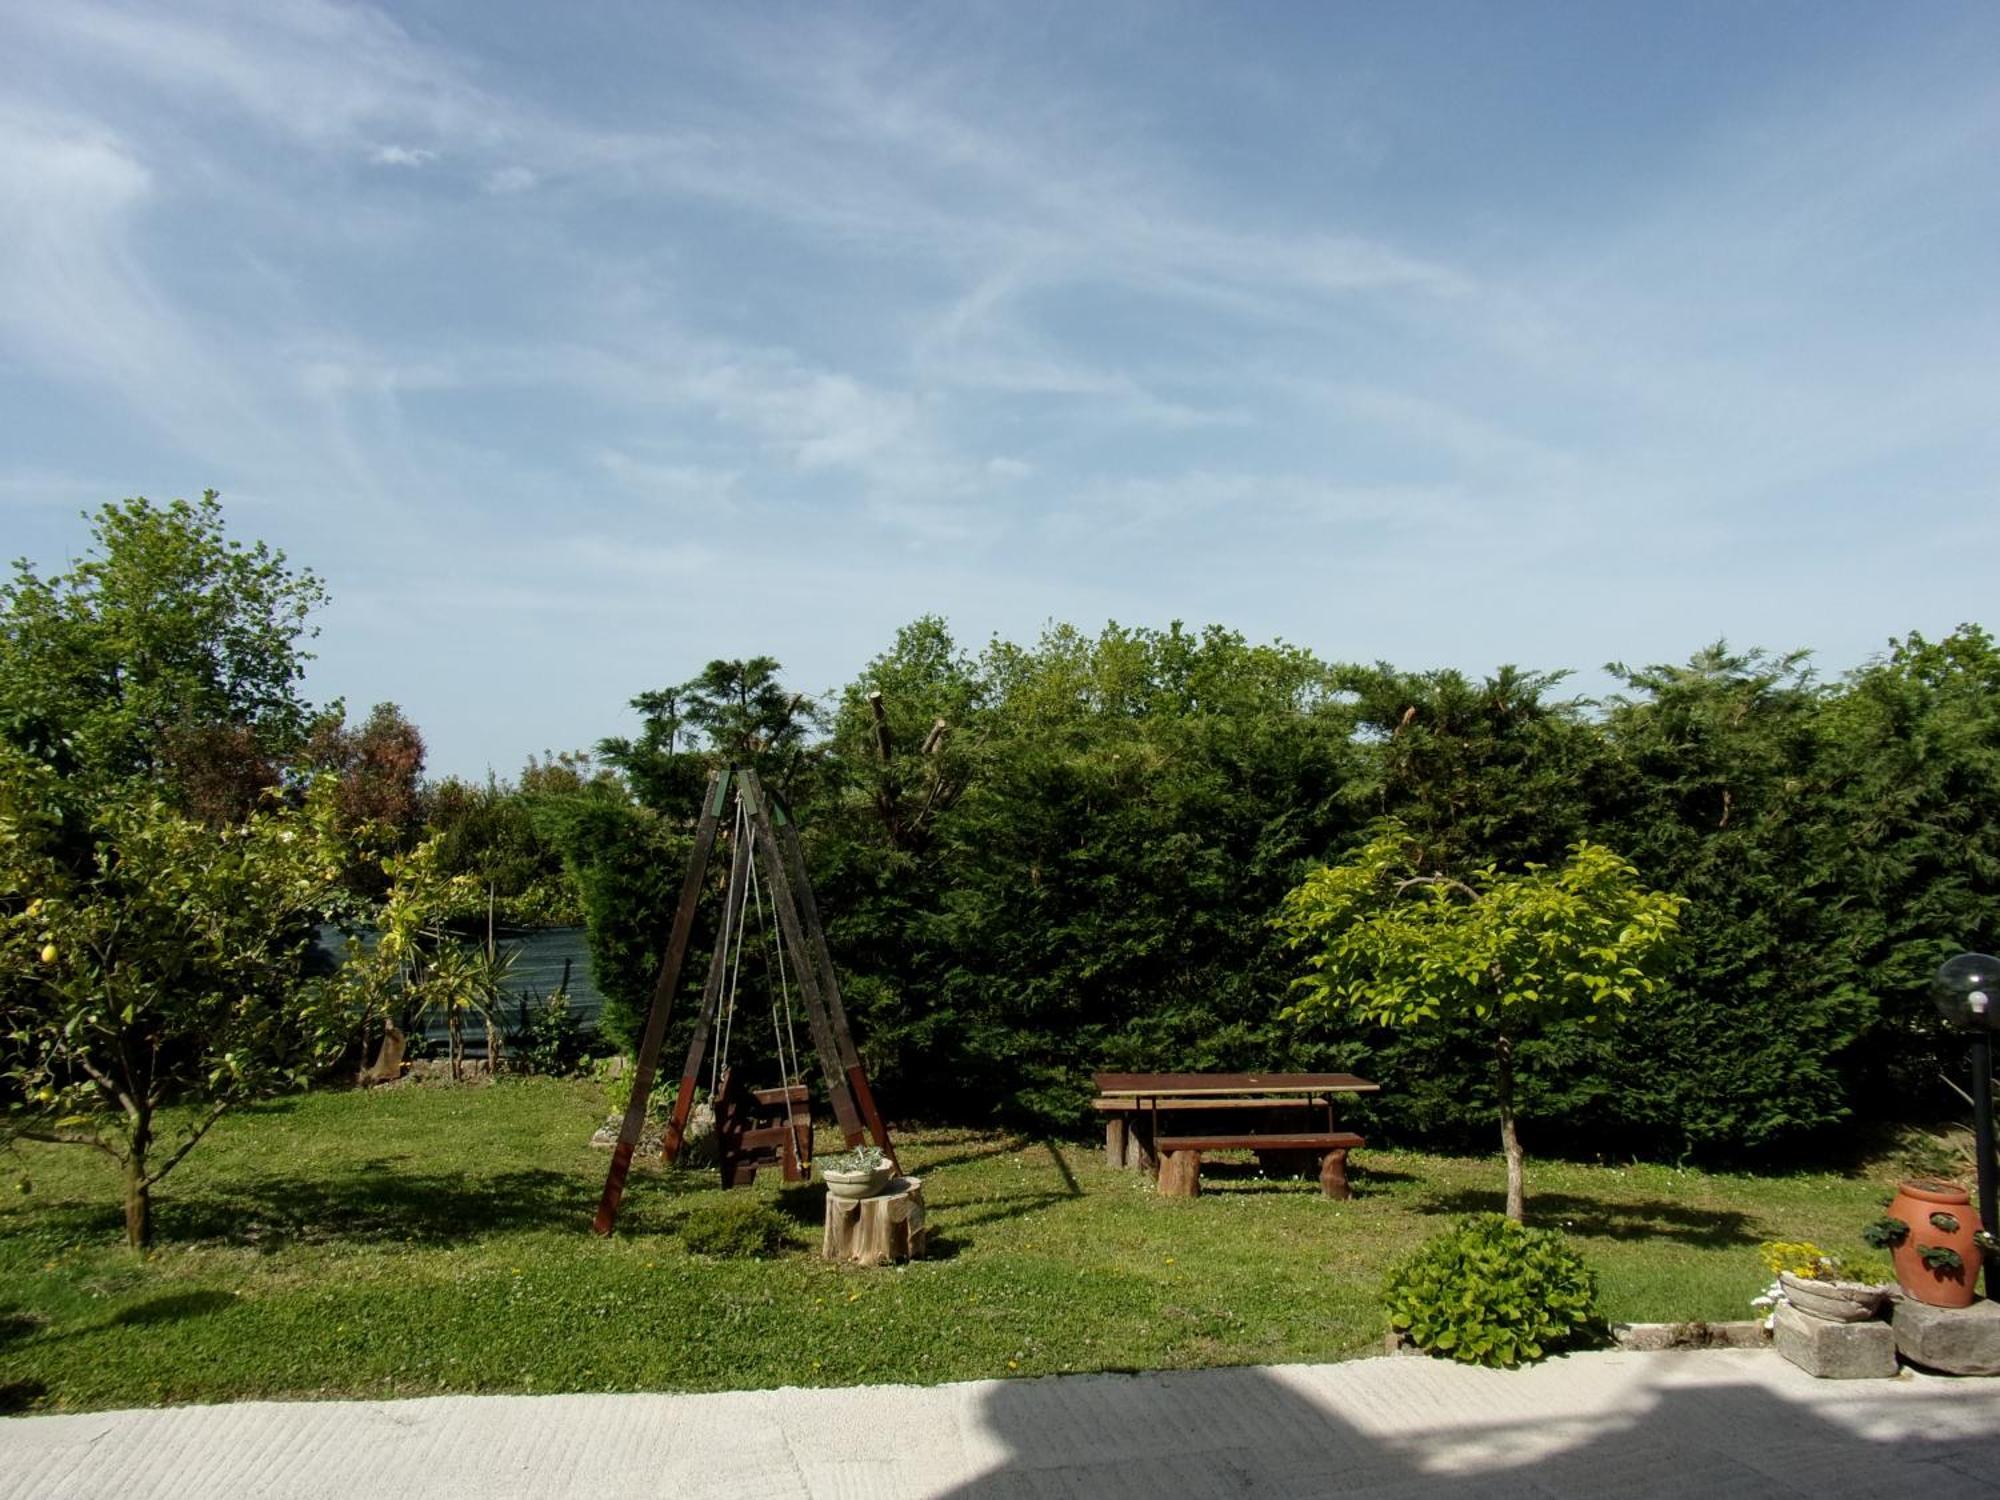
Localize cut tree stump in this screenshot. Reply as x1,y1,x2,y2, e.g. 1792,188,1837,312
822,1176,928,1266
358,1022,405,1086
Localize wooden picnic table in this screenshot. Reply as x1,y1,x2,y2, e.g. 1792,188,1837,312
1093,1071,1378,1099
1090,1071,1379,1199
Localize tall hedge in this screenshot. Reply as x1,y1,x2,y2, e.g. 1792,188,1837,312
554,619,1999,1162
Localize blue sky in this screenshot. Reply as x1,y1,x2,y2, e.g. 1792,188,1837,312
4,1,1997,778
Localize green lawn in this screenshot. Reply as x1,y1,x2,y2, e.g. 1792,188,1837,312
1,1078,1890,1413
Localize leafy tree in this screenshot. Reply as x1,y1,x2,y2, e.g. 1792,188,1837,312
351,839,509,1080
530,782,687,1053
303,701,428,897
425,756,604,929
0,758,357,1248
601,657,825,813
0,494,361,1250
1589,645,1870,1155
0,493,324,796
1815,626,2000,1106
1277,824,1684,1219
1339,662,1597,875
812,620,1366,1125
1332,662,1607,1143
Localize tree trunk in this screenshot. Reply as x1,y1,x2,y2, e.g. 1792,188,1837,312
123,1119,153,1252
1495,1031,1525,1222
449,1013,463,1082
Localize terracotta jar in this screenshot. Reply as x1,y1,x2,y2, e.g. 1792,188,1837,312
1886,1179,1983,1309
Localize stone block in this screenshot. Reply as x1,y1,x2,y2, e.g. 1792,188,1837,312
1891,1295,2000,1375
1613,1320,1769,1351
1773,1303,1897,1379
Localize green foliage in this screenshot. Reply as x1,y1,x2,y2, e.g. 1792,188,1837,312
528,781,684,1053
678,1195,793,1258
0,757,358,1247
1588,646,1873,1155
600,657,826,813
0,493,324,797
1917,1244,1964,1272
301,702,427,896
509,991,591,1076
820,1144,886,1175
425,757,602,928
1860,1216,1909,1250
1277,827,1684,1033
1276,824,1682,1213
811,619,1367,1128
594,1057,674,1120
1383,1215,1604,1367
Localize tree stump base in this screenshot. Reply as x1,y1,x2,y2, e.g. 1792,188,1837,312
1158,1150,1202,1197
821,1176,928,1266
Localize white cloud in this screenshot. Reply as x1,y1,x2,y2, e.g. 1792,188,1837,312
369,143,436,167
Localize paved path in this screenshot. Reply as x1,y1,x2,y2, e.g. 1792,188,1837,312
6,1349,2000,1498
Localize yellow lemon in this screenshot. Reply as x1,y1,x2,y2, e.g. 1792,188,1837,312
40,943,58,965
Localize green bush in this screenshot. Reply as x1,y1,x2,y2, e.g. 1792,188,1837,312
679,1196,793,1259
1384,1215,1605,1368
595,1057,672,1120
508,990,590,1076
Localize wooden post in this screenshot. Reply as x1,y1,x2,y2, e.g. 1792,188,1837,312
771,787,897,1167
1319,1149,1352,1200
1159,1151,1202,1197
593,768,731,1235
1104,1115,1127,1169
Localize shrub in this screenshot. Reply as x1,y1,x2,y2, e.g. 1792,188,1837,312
679,1196,792,1259
508,990,590,1076
595,1056,670,1119
1384,1214,1605,1368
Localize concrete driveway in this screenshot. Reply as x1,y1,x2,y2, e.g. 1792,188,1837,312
5,1348,1999,1498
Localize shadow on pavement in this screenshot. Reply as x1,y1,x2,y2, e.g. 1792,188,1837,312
936,1361,2000,1498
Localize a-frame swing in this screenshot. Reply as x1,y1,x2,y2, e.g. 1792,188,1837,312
592,766,895,1234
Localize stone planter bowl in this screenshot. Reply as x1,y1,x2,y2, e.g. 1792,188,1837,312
1778,1270,1891,1323
822,1162,894,1200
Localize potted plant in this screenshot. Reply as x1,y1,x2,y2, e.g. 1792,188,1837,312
820,1145,893,1200
1867,1180,1984,1309
1751,1241,1891,1325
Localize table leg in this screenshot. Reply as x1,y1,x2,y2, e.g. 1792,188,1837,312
1320,1149,1352,1200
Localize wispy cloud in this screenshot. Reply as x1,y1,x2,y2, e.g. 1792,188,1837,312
3,0,1996,776
369,144,437,167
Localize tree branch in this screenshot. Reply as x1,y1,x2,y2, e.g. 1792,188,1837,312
143,1101,231,1188
16,1127,123,1163
1393,874,1480,901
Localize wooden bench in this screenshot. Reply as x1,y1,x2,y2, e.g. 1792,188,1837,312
1154,1130,1365,1199
1093,1096,1283,1170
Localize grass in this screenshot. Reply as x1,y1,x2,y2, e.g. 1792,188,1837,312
0,1077,1894,1413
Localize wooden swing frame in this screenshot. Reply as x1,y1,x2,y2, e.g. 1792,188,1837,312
592,766,895,1234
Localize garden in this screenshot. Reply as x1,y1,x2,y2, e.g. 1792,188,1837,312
3,495,1997,1412
0,1078,1915,1411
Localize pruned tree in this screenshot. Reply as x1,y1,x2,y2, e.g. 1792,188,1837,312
1276,823,1685,1220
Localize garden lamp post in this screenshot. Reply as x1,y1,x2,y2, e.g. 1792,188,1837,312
1931,952,1999,1286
